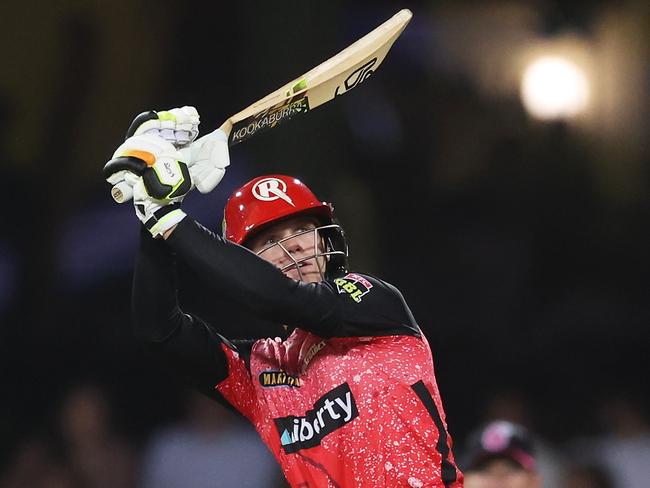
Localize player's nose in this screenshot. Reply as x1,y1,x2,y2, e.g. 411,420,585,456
284,242,304,261
284,234,306,254
279,241,309,271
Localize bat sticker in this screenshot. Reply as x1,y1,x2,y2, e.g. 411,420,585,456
334,58,377,97
230,94,310,145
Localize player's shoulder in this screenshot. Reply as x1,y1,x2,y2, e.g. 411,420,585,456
325,271,421,337
327,271,405,304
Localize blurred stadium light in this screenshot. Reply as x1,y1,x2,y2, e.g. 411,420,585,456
520,55,590,120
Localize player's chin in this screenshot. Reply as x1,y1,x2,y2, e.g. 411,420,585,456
284,268,321,283
301,272,322,283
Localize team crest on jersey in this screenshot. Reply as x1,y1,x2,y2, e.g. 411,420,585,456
259,370,301,388
274,383,358,453
334,273,373,303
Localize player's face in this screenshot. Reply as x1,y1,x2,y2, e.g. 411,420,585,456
464,460,541,488
247,216,327,283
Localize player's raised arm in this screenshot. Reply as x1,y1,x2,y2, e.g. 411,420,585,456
131,225,231,394
103,108,239,397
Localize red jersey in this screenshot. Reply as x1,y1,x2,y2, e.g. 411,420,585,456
217,328,463,487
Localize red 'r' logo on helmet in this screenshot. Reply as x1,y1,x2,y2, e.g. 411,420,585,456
252,178,295,207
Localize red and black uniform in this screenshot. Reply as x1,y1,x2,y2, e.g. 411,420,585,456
134,218,464,487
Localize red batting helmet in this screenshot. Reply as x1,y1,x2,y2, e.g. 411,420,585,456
223,175,348,277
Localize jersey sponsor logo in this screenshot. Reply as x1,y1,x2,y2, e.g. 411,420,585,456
252,177,295,206
301,340,326,373
259,370,301,388
334,273,373,303
274,383,358,454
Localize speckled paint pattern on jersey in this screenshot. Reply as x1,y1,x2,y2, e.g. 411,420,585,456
216,328,464,487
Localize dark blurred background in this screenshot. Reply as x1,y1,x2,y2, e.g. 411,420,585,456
1,0,648,487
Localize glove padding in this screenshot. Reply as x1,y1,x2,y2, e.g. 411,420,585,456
104,134,191,236
104,133,192,201
181,128,230,194
132,178,187,238
127,106,199,147
104,106,229,202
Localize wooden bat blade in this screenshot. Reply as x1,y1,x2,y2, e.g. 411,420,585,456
219,9,412,146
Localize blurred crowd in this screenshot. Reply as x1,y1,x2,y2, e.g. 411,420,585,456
0,384,285,488
1,381,648,487
460,389,650,488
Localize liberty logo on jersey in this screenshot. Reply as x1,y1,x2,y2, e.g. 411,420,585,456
274,383,358,454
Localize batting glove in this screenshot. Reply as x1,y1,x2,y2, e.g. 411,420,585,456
130,105,231,195
105,106,228,202
132,177,187,238
126,105,200,147
104,134,191,236
182,128,230,194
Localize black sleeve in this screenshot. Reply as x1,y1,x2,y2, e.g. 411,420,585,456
165,218,421,339
132,226,249,399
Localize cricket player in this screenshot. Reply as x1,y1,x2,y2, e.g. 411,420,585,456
104,107,464,487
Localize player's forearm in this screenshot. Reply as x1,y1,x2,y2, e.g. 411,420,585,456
131,227,186,341
165,218,341,330
164,218,292,314
132,226,231,388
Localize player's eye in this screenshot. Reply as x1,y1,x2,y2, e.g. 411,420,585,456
296,223,315,233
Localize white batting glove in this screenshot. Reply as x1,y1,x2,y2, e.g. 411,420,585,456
132,105,229,195
104,134,192,237
104,107,229,202
132,178,187,238
104,107,198,203
127,106,200,148
182,128,230,194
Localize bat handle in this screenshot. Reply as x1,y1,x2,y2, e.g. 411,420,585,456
218,120,233,139
111,181,133,203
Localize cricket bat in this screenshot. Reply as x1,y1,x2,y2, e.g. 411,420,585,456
110,9,412,202
215,8,412,146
